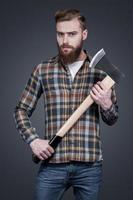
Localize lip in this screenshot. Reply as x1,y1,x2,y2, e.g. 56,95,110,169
62,47,71,51
63,47,70,49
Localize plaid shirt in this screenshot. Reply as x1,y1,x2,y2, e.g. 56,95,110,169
14,51,118,163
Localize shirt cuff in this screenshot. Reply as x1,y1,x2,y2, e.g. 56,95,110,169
21,127,40,144
100,103,116,115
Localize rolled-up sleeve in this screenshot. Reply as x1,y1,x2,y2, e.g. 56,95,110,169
14,64,43,144
100,86,118,125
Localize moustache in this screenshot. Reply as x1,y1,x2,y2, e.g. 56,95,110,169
60,44,74,49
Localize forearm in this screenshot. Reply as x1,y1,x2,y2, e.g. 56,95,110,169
14,64,43,144
100,102,118,125
14,102,39,144
90,81,118,125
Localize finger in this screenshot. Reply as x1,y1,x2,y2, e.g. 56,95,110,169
38,154,45,161
97,81,106,90
90,91,98,101
44,149,52,157
48,145,55,154
91,87,99,96
40,152,49,159
94,84,103,93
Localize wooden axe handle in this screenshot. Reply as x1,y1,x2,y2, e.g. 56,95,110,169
56,75,115,137
32,75,115,163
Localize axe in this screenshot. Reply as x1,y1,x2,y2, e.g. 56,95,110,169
32,49,123,164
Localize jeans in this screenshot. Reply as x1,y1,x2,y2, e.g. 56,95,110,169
34,160,103,200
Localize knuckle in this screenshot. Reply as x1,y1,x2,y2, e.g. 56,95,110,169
46,151,51,156
39,156,43,160
44,154,48,159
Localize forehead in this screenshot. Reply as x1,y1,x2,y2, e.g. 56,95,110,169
56,18,82,32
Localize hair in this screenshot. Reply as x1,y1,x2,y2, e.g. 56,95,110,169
55,9,87,30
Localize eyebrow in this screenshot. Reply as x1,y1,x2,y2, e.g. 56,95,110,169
56,31,78,34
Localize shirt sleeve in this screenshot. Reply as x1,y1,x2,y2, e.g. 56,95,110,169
14,64,43,144
100,86,118,125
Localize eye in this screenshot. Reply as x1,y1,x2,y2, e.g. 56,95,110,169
57,32,64,37
68,32,77,37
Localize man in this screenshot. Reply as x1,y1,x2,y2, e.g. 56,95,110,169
14,9,118,200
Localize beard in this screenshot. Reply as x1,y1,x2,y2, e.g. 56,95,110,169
57,41,83,65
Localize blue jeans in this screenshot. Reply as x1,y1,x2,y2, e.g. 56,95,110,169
35,160,103,200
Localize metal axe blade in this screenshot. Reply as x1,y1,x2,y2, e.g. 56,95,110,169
32,49,124,164
94,51,124,84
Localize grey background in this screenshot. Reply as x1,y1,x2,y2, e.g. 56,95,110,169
1,0,133,199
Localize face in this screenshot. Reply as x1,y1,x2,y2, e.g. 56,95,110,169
56,18,88,64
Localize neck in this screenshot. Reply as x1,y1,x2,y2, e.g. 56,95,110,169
76,50,86,62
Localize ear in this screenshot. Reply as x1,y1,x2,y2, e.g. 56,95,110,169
82,29,88,41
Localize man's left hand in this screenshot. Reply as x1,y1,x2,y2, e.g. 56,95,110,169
90,81,112,111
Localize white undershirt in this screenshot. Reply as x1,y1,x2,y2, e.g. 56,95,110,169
67,61,84,81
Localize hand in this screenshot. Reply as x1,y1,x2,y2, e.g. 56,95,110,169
29,138,55,161
90,81,112,110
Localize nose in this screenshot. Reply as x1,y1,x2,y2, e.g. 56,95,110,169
63,34,68,44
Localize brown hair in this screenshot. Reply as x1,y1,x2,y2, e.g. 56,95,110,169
55,9,87,30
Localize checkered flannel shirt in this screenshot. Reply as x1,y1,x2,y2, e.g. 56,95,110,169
14,51,118,163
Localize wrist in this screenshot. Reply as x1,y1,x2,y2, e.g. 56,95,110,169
101,100,112,111
29,138,40,148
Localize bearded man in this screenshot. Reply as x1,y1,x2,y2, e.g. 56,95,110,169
14,9,118,200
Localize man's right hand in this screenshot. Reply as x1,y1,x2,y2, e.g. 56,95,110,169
29,138,55,161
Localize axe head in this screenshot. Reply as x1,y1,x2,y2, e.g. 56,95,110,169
90,49,124,84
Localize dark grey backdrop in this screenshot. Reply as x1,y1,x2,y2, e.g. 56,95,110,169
1,0,133,199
